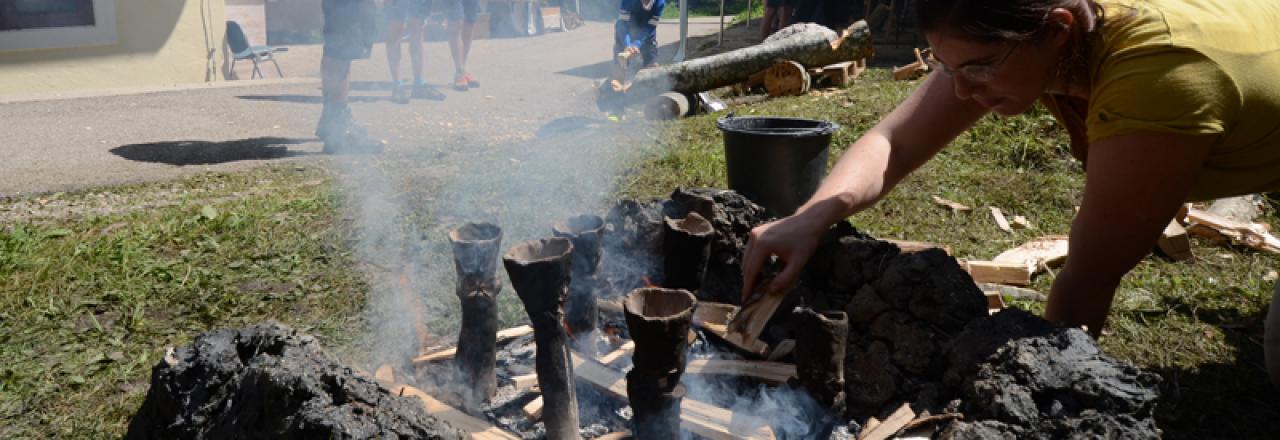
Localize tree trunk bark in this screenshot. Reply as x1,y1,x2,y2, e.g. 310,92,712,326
598,20,873,109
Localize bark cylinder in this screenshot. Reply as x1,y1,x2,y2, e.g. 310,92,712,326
662,212,714,292
448,222,503,407
552,215,605,338
791,307,848,437
503,238,580,440
623,287,697,440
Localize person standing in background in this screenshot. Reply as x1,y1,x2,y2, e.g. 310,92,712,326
317,0,385,154
445,0,481,90
384,0,447,103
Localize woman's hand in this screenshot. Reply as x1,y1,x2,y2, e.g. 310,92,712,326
741,210,830,302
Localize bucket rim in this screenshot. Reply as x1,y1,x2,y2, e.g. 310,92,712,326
715,115,840,137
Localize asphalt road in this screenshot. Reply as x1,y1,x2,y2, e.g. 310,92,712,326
0,19,728,198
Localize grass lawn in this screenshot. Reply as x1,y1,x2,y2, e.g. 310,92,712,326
1,68,1277,438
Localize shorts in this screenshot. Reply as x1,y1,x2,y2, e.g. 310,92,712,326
322,0,378,60
384,0,433,21
766,0,795,8
445,0,479,23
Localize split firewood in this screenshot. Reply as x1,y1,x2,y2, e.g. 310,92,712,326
892,48,930,81
857,416,881,440
766,339,795,361
884,239,951,256
931,195,971,212
598,340,635,366
1185,208,1280,254
764,60,811,97
898,413,964,434
977,282,1048,302
727,278,790,354
522,396,543,420
523,354,778,439
1155,219,1194,261
411,325,534,366
684,359,797,384
390,384,521,440
598,21,873,108
858,402,916,440
962,260,1033,286
511,373,538,391
595,432,632,440
992,235,1069,275
989,207,1013,233
693,302,769,355
983,290,1006,315
1011,215,1033,230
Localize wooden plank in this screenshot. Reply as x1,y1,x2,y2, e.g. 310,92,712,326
989,207,1013,233
522,396,543,421
884,239,951,256
1186,208,1280,254
390,384,521,440
857,417,881,440
599,340,635,366
684,359,796,384
1156,219,1194,261
595,432,632,440
859,403,915,440
412,325,534,365
992,235,1069,274
983,290,1006,315
766,339,795,361
569,353,776,440
963,260,1033,286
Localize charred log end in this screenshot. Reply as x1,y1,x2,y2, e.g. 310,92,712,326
662,212,715,292
623,287,697,440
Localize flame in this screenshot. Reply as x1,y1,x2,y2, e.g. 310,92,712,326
399,264,431,356
641,275,656,288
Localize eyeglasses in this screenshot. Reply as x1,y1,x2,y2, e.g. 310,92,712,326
927,42,1021,83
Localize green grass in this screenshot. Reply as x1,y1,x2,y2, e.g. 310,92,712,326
0,165,371,439
621,68,1280,438
660,0,754,19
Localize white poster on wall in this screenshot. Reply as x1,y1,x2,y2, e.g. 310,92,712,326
0,0,118,51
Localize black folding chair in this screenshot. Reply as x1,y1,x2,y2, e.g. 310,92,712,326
226,20,288,79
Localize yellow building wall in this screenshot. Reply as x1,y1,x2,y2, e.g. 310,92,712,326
0,0,228,96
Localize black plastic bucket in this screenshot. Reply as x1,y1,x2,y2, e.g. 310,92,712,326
716,116,839,216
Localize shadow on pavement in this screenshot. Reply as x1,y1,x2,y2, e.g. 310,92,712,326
236,94,384,104
110,137,312,166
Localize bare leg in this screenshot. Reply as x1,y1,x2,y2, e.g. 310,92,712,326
461,21,475,68
762,7,776,40
407,19,425,82
386,20,406,84
779,6,794,28
448,20,466,76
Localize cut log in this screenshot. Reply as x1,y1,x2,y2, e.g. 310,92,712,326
726,280,790,353
764,60,811,96
931,195,971,212
684,359,797,384
569,353,776,440
992,235,1069,275
598,21,873,108
963,260,1033,286
885,239,951,256
1155,219,1194,261
644,92,692,121
412,325,533,365
390,384,521,440
1185,208,1280,254
858,402,915,440
989,207,1013,233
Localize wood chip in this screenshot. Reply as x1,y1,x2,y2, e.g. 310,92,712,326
1011,215,1033,230
374,364,395,384
993,235,1069,274
1156,219,1194,261
930,195,971,212
989,207,1013,233
1186,208,1280,254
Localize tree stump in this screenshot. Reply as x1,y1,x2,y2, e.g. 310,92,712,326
764,60,810,97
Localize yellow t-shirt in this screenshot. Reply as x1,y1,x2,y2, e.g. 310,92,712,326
1042,0,1280,200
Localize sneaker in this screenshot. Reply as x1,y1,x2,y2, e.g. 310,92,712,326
412,81,446,100
463,73,480,88
452,73,469,91
391,80,411,104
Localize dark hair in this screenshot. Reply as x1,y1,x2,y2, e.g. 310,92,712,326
915,0,1103,44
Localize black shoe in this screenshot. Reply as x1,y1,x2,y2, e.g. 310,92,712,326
316,105,369,141
412,82,446,100
391,81,412,104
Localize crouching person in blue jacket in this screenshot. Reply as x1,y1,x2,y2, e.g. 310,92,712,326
612,0,665,87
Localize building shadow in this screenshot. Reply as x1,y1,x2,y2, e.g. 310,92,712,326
110,137,311,166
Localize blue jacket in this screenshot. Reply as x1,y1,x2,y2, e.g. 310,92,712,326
615,0,665,49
